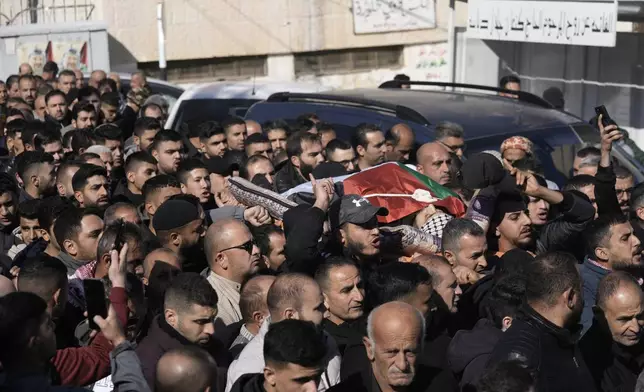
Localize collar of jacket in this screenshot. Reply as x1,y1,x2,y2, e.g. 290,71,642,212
157,314,194,347
583,256,612,274
521,304,578,346
57,252,88,276
609,333,644,370
282,162,306,184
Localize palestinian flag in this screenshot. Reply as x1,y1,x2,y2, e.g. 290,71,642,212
344,162,465,223
282,162,466,224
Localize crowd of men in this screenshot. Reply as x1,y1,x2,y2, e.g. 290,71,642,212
2,63,644,392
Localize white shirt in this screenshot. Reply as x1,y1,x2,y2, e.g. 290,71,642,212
225,319,341,392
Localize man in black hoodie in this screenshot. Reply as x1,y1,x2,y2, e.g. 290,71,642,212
580,271,644,392
230,319,328,392
331,302,457,392
447,274,525,389
487,252,597,392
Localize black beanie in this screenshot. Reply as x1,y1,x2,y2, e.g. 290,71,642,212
492,191,527,223
153,199,200,231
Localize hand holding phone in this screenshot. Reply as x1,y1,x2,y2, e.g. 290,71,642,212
83,279,108,330
595,105,618,128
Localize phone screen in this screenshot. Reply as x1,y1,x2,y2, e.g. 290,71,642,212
83,279,108,330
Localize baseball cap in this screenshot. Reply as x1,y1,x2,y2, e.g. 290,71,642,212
330,194,388,231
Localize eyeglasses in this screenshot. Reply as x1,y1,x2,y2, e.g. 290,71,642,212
219,239,255,254
616,188,634,196
439,140,466,153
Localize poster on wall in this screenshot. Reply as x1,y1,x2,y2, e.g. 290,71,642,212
51,40,89,72
407,42,449,82
17,41,52,75
352,0,436,34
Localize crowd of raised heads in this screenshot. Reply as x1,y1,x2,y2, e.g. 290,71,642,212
2,67,644,392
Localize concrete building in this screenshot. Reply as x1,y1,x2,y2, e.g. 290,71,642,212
0,0,468,88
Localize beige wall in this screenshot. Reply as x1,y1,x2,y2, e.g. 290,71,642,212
105,0,468,62
0,0,104,25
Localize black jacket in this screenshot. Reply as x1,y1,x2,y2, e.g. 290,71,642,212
447,318,503,389
488,305,597,392
330,365,457,392
111,179,145,206
535,191,596,260
274,161,307,194
322,319,364,357
231,373,265,392
595,164,623,218
281,205,327,276
580,318,644,392
136,316,231,391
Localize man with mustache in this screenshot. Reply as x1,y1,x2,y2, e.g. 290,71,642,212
15,151,57,202
72,164,111,209
342,261,458,390
615,166,635,215
53,206,104,278
330,302,455,392
153,198,207,273
315,257,365,355
264,120,288,155
204,218,262,329
274,131,324,193
581,272,644,392
488,252,595,392
580,214,642,334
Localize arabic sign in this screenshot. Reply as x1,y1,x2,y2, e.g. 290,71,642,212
467,0,618,47
352,0,436,34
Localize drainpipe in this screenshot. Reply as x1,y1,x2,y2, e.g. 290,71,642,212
447,0,456,90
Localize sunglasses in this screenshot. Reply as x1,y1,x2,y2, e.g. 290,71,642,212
220,239,255,254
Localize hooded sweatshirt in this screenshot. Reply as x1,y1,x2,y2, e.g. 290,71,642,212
447,318,503,389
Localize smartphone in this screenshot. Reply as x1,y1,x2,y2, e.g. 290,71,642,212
83,279,108,330
594,105,618,127
113,220,125,251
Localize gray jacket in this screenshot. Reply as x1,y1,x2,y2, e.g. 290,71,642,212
111,341,151,392
208,206,245,223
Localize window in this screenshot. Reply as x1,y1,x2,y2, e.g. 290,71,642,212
139,56,267,83
294,46,403,76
